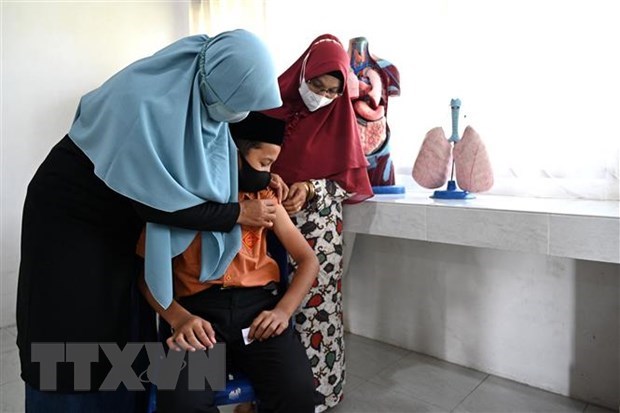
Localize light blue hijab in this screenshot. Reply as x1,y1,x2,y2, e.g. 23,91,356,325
69,29,282,308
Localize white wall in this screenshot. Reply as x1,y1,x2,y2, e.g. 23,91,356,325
0,1,190,327
343,234,620,409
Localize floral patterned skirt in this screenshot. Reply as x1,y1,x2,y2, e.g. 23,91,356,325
290,180,347,412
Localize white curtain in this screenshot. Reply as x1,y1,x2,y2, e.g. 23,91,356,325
193,0,620,200
189,0,267,37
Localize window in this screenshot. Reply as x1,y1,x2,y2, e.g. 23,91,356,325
194,0,620,200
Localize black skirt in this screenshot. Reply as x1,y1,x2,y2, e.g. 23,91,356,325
16,135,148,392
16,134,242,392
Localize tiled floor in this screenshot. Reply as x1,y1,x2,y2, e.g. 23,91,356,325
1,325,616,413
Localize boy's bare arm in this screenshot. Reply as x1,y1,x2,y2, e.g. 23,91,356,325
137,272,192,327
271,204,319,318
248,204,319,341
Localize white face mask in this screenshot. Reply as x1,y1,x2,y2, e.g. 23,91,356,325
206,100,249,123
298,80,335,112
297,50,337,112
200,77,249,123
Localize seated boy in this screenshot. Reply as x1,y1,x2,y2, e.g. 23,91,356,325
137,112,319,413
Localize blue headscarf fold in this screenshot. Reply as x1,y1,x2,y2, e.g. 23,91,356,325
68,29,282,308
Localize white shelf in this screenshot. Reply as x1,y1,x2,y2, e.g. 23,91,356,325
343,193,620,264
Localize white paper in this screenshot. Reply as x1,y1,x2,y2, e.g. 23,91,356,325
242,327,254,345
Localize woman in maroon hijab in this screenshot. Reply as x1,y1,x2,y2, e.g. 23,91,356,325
263,34,372,412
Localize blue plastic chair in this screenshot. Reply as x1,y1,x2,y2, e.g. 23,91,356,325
213,370,256,406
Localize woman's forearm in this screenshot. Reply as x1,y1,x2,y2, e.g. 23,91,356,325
132,200,240,232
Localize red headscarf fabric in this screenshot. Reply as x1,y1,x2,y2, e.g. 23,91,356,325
263,34,373,203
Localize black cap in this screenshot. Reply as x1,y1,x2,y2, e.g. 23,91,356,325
229,112,285,146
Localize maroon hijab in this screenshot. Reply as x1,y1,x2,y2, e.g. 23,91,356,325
263,34,372,203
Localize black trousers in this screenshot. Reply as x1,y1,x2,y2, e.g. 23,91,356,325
156,285,315,413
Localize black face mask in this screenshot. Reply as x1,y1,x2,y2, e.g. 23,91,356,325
238,155,271,192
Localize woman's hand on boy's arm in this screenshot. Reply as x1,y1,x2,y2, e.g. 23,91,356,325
269,173,289,202
282,182,310,215
237,199,277,227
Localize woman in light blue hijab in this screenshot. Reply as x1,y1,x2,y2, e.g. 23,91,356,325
70,29,282,309
17,29,282,413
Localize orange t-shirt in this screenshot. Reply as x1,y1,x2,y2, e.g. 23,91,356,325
136,189,280,298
